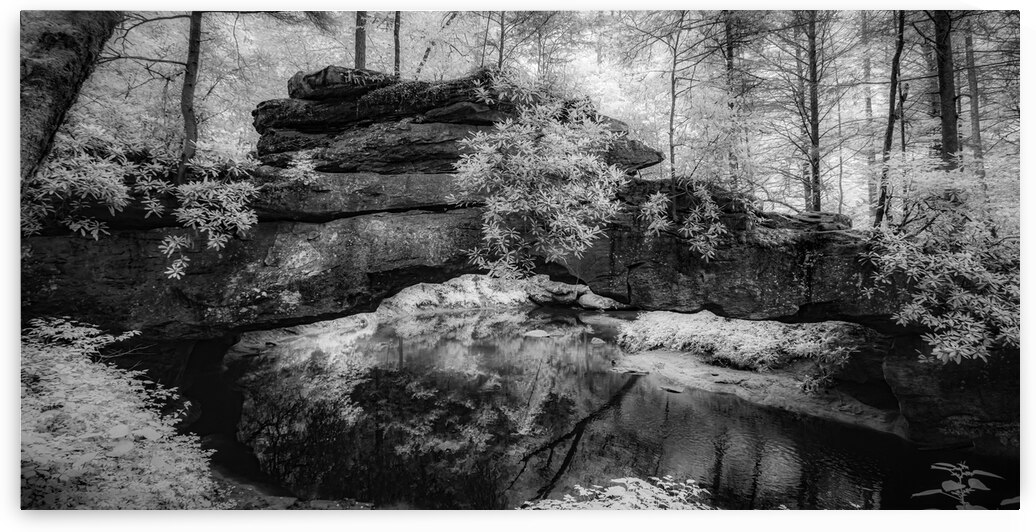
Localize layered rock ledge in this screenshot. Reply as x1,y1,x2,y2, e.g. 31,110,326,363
24,66,896,339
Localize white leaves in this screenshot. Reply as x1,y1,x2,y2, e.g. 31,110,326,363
454,74,627,278
866,216,1018,363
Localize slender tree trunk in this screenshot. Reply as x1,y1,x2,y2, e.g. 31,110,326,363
416,12,457,78
794,13,810,208
874,11,905,228
498,11,505,69
862,11,878,218
667,12,685,186
668,46,678,184
724,10,741,185
479,12,491,67
177,11,203,184
933,10,958,170
806,10,821,212
393,11,401,77
354,11,367,70
20,11,122,182
964,19,987,186
835,67,845,215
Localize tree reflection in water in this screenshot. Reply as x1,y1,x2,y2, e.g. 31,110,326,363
226,309,993,510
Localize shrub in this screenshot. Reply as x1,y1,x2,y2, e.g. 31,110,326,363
21,318,228,509
454,70,628,278
864,218,1019,364
617,310,860,373
520,476,713,510
21,121,259,279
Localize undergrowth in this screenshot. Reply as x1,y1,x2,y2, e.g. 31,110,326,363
21,318,228,509
617,311,859,372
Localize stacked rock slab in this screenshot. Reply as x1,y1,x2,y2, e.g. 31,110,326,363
22,66,662,340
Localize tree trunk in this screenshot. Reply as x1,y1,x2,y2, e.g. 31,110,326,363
393,11,401,77
806,10,821,212
20,11,122,182
964,18,987,186
354,11,367,70
933,10,958,170
498,11,505,69
874,11,906,228
724,10,741,185
793,13,809,208
176,11,203,184
666,12,686,186
479,12,490,68
862,11,878,218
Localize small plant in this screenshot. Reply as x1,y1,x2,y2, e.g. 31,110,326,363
281,150,321,186
521,476,712,510
911,462,1014,510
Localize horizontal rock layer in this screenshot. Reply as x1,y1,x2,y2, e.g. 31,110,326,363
23,208,483,340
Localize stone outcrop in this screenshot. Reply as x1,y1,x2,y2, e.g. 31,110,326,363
22,67,659,340
253,68,662,174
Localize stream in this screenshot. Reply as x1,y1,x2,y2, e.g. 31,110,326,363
197,308,1018,510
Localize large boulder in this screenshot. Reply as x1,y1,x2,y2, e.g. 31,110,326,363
564,182,898,321
881,340,1019,456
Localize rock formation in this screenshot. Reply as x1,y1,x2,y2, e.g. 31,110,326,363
24,67,892,339
22,67,660,340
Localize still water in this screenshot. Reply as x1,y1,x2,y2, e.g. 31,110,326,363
224,308,1018,510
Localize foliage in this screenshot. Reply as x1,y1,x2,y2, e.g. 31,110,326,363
21,318,228,509
864,214,1019,364
618,310,861,373
161,180,259,279
911,462,1014,510
455,71,628,278
281,150,322,186
639,181,729,261
22,120,260,280
520,476,713,510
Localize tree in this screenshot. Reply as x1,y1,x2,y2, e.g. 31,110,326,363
20,11,122,182
963,17,986,186
930,10,959,169
176,11,202,183
873,10,906,228
355,11,367,69
393,11,401,76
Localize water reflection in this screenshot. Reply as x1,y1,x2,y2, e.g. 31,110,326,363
226,309,1016,509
